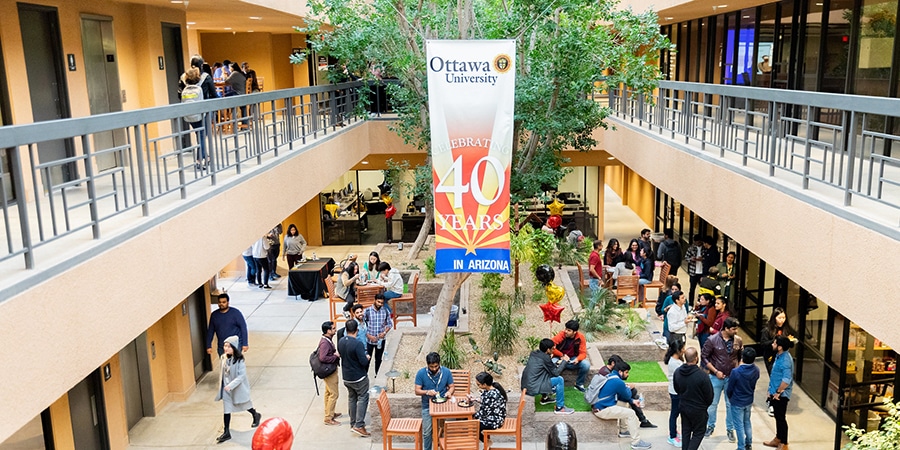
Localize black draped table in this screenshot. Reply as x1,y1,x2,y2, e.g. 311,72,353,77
287,258,335,300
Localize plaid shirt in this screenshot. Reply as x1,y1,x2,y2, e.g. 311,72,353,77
363,305,393,344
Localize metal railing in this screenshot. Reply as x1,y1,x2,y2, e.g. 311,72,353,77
607,81,900,228
0,81,390,269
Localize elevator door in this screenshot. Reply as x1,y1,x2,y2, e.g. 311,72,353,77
80,15,124,171
161,23,184,105
18,4,75,185
188,287,212,379
119,334,153,430
68,371,108,450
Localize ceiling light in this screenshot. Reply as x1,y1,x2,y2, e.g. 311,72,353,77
170,0,183,3
249,16,262,20
361,161,369,165
607,157,616,160
743,15,750,18
248,30,254,33
717,4,728,7
665,17,674,20
815,2,823,4
187,21,196,25
224,27,232,30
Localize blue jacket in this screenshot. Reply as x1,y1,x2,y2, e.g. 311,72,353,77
592,373,633,410
768,351,794,398
725,363,759,407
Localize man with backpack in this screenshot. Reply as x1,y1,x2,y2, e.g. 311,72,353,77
317,321,342,426
588,360,652,449
177,55,216,169
598,355,657,429
657,228,682,277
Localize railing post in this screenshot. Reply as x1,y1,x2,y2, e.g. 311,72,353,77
311,92,320,138
768,101,779,176
843,110,858,206
80,135,101,239
10,148,34,269
802,105,813,190
132,125,150,216
206,113,216,185
286,97,295,150
657,87,665,134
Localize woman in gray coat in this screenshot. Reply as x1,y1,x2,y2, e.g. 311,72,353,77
215,335,261,443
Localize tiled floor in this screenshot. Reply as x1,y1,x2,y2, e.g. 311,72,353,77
123,190,840,449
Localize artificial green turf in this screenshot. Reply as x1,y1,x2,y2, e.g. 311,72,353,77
532,361,668,413
624,361,668,383
533,386,593,412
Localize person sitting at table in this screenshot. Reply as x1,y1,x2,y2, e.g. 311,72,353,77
336,261,361,314
362,251,381,282
376,262,404,300
471,371,507,442
414,352,455,450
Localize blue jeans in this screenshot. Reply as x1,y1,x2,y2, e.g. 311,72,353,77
553,358,590,386
422,406,433,450
707,375,733,431
697,332,710,351
669,393,680,439
187,119,207,162
243,255,257,283
589,278,600,292
382,290,402,300
551,376,565,408
731,404,752,448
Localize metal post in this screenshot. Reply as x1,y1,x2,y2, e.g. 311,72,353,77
10,148,34,269
80,135,101,239
133,125,150,217
843,110,858,206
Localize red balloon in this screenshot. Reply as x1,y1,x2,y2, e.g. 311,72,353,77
251,417,294,450
539,302,565,324
546,214,562,229
385,204,397,219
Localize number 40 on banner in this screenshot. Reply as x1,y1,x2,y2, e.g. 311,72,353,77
435,155,506,208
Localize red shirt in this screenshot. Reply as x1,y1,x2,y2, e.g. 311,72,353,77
589,250,602,280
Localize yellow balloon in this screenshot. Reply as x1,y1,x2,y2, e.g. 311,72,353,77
546,283,565,304
381,194,393,205
547,198,565,216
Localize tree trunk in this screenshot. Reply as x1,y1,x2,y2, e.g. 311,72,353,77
406,205,433,260
416,272,470,361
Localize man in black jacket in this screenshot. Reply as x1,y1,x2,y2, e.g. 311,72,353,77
674,347,714,450
521,339,573,415
337,320,371,437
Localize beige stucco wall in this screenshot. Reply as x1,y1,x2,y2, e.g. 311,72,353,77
600,119,900,350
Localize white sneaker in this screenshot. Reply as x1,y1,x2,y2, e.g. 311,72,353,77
632,439,652,449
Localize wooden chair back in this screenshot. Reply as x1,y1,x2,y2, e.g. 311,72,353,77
356,284,380,310
575,263,591,292
393,272,419,326
657,261,671,283
616,275,639,304
376,390,392,430
440,420,479,450
450,370,471,396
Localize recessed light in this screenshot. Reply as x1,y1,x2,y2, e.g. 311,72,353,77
170,0,183,3
224,27,232,30
743,15,750,18
361,161,369,165
187,21,196,25
665,17,674,20
248,30,254,33
607,157,616,160
815,2,823,4
249,16,262,20
717,4,728,7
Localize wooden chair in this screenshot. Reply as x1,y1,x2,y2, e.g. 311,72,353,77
376,390,423,450
326,277,347,324
392,273,419,327
616,275,640,306
483,389,527,450
575,263,591,293
450,370,471,396
438,419,479,450
640,261,670,308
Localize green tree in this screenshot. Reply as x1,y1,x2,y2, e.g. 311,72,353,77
301,0,668,359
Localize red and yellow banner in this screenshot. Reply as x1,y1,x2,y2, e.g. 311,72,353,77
426,40,515,274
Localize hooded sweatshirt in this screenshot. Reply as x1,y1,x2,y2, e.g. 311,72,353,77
673,363,714,412
379,268,404,295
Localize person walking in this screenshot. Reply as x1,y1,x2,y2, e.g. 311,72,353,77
319,321,342,426
701,316,743,441
765,336,795,450
214,336,261,443
337,320,371,437
206,293,248,357
727,347,760,450
282,224,307,270
363,293,393,376
674,347,714,450
665,339,686,448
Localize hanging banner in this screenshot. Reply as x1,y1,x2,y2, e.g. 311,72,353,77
427,40,515,274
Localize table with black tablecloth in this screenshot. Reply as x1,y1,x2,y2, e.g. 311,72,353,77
287,258,335,300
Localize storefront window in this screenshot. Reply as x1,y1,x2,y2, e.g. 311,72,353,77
802,0,825,91
757,5,777,87
736,9,757,86
843,322,897,431
854,0,897,96
775,0,797,89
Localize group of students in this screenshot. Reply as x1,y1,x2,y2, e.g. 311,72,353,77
335,251,405,313
241,224,307,290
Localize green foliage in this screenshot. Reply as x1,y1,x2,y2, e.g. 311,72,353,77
620,308,649,339
576,288,626,341
423,255,436,280
623,361,669,383
525,336,542,351
530,230,558,267
468,336,506,375
478,273,520,355
302,0,669,200
844,398,900,449
554,238,592,268
438,330,467,370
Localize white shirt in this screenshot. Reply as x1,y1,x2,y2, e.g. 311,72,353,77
667,303,689,334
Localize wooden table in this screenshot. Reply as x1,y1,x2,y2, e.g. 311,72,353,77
429,399,475,450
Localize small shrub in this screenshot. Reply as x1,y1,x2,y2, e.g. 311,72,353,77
423,256,436,279
620,309,649,339
439,330,466,369
525,336,542,350
576,288,626,341
843,397,900,449
482,293,520,355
